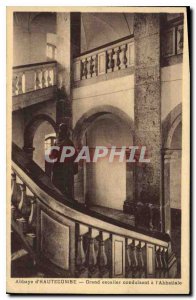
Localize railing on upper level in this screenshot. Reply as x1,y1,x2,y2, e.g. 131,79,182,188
12,61,57,96
73,36,134,83
161,19,184,59
11,143,177,278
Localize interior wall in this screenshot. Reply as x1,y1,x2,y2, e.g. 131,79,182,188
161,64,182,121
47,33,57,46
85,115,132,210
13,12,56,66
13,27,46,66
72,74,134,127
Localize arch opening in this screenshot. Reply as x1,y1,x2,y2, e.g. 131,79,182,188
23,114,57,173
73,108,134,212
163,106,182,242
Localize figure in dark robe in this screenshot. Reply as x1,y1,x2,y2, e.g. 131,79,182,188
50,123,78,197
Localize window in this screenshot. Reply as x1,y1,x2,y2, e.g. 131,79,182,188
46,43,57,60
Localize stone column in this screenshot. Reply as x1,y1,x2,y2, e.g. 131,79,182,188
163,149,172,235
56,12,81,128
124,152,135,215
134,14,162,231
23,146,35,160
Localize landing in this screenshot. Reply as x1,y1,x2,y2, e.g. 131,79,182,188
89,205,135,227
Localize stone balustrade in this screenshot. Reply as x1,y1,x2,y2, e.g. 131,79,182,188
73,37,134,82
11,150,173,278
11,143,177,278
12,61,57,96
162,22,184,58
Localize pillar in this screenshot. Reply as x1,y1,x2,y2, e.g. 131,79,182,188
162,149,172,235
56,12,81,127
124,154,135,215
23,146,35,160
134,14,162,231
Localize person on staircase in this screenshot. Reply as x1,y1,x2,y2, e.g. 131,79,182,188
49,123,78,197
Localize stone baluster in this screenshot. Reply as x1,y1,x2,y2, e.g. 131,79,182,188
113,46,121,71
76,235,85,269
161,248,168,278
86,57,91,79
53,66,57,85
50,68,56,85
34,71,37,90
155,246,163,277
97,232,109,277
91,55,97,77
18,184,27,215
81,58,88,80
26,196,37,250
35,70,42,89
11,173,22,220
177,25,183,54
159,247,168,278
42,69,47,88
28,196,37,231
119,44,127,69
11,173,17,219
12,75,18,96
86,228,99,277
19,73,24,94
47,69,52,86
130,240,139,277
26,232,37,250
11,173,17,203
158,247,163,269
137,241,146,278
126,238,133,277
15,72,24,95
14,75,20,95
80,60,84,79
107,49,114,73
155,245,159,276
76,224,88,277
16,184,30,233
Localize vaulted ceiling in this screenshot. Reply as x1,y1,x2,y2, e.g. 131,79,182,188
13,12,56,33
14,12,134,52
81,13,134,52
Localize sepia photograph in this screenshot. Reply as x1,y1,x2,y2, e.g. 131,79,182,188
6,6,190,294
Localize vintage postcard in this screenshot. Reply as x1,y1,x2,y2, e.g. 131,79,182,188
7,6,190,294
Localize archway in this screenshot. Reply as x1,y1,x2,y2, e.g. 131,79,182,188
162,104,182,235
163,112,182,277
73,106,134,212
23,114,57,172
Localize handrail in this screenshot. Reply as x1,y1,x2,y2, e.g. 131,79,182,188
12,142,169,245
13,61,57,70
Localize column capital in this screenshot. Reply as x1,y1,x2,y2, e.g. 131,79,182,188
23,146,35,152
162,148,182,162
162,148,173,162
